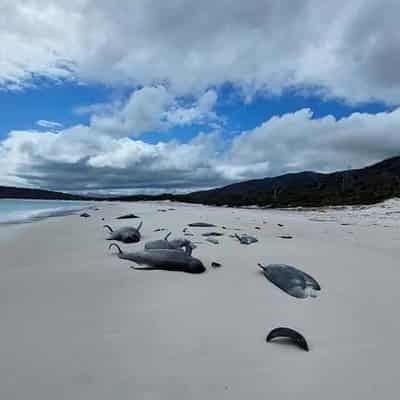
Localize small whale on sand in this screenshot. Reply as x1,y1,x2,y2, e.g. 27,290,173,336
104,222,142,243
188,222,216,227
234,234,258,245
116,213,139,219
258,263,320,299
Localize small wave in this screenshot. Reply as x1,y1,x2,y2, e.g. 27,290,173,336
0,204,92,225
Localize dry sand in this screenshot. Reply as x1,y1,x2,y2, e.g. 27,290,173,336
1,200,400,399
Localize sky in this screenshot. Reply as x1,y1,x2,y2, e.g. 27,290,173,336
0,0,399,194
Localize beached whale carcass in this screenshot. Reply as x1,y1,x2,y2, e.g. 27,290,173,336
258,263,321,298
104,222,142,243
109,244,206,274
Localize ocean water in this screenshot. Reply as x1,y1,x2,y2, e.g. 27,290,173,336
0,199,93,225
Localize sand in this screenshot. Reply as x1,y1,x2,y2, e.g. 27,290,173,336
1,200,399,399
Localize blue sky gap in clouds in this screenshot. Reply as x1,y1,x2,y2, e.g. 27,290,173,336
1,0,399,193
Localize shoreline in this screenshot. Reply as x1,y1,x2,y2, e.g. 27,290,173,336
0,199,105,227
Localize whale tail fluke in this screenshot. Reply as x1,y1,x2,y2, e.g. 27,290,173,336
104,224,113,233
109,243,122,254
258,263,267,271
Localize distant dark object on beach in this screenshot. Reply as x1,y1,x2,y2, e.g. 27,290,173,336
258,263,320,299
80,212,90,218
234,233,258,245
279,235,293,239
168,208,176,211
154,228,167,232
255,226,261,230
277,224,284,227
206,238,219,245
202,232,224,237
101,217,105,221
116,213,139,219
211,262,222,268
266,327,309,352
157,209,167,212
188,222,216,227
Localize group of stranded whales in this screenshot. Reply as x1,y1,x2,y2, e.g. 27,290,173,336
103,215,320,351
107,222,205,273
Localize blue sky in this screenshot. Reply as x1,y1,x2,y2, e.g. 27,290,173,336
0,83,392,141
1,1,399,193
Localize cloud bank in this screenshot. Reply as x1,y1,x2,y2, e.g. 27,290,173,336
2,0,400,104
1,103,399,192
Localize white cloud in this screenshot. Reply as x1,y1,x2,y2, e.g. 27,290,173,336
0,124,224,191
2,0,400,104
164,90,219,127
90,87,220,137
1,106,400,192
225,107,400,180
36,120,63,129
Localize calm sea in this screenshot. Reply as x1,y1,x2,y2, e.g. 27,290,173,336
0,199,93,225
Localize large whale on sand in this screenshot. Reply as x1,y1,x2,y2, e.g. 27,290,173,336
144,232,196,255
258,263,321,298
266,327,309,351
104,222,142,243
109,243,206,274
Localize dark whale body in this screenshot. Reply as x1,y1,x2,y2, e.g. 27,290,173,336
235,233,258,245
266,327,309,351
258,263,320,298
116,213,139,219
109,244,205,274
188,222,216,227
104,222,142,243
144,232,196,255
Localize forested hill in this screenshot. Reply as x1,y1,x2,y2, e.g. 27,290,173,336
0,186,89,201
178,156,400,207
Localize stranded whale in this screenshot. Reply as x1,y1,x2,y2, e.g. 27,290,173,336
258,263,321,298
109,243,206,274
104,222,142,243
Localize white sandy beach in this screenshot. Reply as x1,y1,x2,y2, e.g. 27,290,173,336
1,200,400,399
